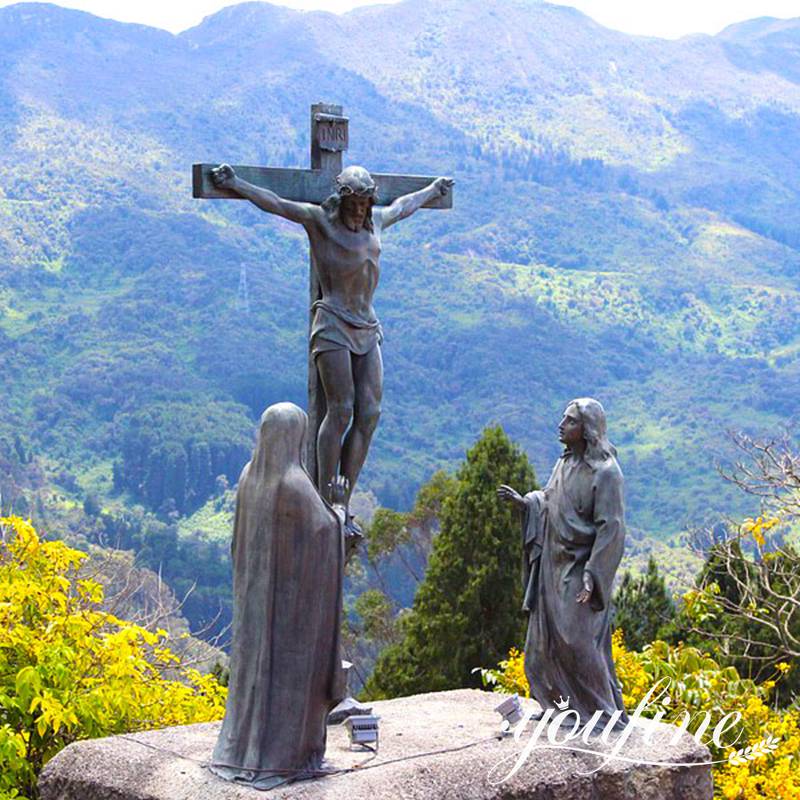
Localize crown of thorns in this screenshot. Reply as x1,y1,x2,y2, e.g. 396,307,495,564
338,183,378,197
335,168,377,198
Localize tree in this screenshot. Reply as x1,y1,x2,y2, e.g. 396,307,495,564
681,532,800,701
613,556,676,651
678,433,800,701
344,471,456,689
363,426,536,699
364,469,456,606
0,516,226,799
113,400,253,516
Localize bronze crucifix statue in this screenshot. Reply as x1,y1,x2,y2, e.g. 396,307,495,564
193,103,453,532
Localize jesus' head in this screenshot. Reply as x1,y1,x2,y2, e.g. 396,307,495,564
322,166,377,232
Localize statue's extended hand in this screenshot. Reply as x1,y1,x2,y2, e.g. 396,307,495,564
497,484,525,510
434,177,454,196
576,572,594,604
211,163,237,190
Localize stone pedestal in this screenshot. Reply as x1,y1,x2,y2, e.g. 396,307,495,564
39,689,713,800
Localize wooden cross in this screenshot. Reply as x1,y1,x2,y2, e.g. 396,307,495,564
193,102,452,485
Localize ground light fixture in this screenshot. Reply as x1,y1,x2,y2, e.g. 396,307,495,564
494,694,524,733
344,714,380,751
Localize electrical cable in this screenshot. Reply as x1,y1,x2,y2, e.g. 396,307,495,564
118,730,504,785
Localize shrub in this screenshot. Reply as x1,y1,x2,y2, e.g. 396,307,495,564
0,516,226,799
480,633,799,800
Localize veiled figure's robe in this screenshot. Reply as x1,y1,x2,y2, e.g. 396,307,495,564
210,404,347,790
522,452,628,726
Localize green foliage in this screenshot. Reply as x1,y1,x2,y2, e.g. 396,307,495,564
366,508,411,563
354,589,400,648
0,1,799,647
114,401,253,515
364,426,535,698
364,470,456,582
97,507,233,638
484,631,800,799
361,469,457,608
622,639,800,799
0,516,226,799
0,0,797,554
613,556,677,650
343,471,458,687
679,535,800,703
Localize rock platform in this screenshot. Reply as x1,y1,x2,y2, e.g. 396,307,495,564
39,689,713,800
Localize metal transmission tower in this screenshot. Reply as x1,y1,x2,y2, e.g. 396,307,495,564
237,263,250,314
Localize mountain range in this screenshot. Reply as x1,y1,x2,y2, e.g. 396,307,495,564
1,0,799,593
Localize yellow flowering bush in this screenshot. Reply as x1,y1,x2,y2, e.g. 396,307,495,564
483,631,800,799
475,647,530,697
0,517,227,800
740,516,781,548
714,699,800,800
611,628,650,708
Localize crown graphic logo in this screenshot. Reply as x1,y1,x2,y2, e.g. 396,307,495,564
555,695,570,711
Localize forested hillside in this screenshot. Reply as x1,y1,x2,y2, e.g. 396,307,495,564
1,0,799,631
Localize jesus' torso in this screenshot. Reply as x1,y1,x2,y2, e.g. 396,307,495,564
306,210,383,323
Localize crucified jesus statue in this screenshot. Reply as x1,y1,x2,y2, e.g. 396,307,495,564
211,163,453,531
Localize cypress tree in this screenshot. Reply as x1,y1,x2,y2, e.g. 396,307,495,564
364,425,536,699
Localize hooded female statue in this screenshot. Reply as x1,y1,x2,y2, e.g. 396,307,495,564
498,398,628,727
209,402,348,790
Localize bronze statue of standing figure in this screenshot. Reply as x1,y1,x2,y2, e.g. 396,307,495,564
498,398,628,728
211,163,453,533
210,403,351,790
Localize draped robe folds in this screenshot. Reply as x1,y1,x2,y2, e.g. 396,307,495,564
522,453,628,727
210,405,347,790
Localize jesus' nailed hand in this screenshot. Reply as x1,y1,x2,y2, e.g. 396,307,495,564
210,163,453,532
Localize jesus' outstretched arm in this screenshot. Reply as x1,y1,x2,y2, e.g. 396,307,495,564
210,163,317,227
378,177,454,230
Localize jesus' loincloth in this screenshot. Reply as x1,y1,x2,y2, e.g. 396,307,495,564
310,300,384,359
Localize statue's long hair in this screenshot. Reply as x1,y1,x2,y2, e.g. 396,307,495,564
568,397,617,469
320,192,375,232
